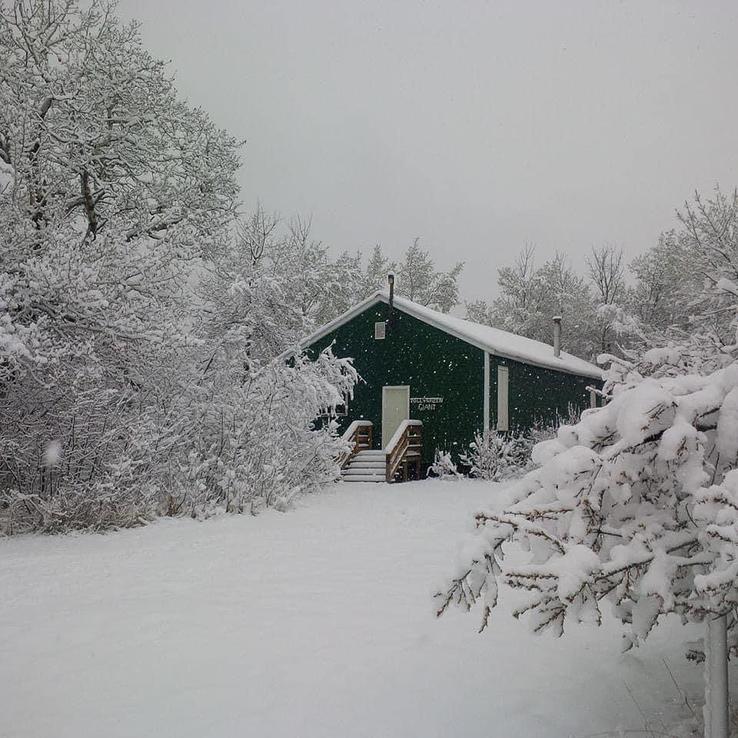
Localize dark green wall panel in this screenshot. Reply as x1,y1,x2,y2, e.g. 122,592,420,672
489,355,596,432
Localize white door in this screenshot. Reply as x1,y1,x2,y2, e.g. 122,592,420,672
382,386,410,448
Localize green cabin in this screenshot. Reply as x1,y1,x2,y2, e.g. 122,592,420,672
303,290,602,482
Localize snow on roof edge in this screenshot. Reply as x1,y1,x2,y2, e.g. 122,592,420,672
300,291,603,380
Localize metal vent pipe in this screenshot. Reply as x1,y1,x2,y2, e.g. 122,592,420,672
553,315,562,358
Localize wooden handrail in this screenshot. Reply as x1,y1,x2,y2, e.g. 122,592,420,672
385,420,423,483
338,420,373,469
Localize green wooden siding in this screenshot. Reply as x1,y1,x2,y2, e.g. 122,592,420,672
306,302,485,464
489,355,595,432
306,299,600,465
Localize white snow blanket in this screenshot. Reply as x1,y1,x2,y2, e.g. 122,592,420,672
0,480,725,737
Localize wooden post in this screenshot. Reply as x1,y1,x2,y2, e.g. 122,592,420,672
704,614,730,738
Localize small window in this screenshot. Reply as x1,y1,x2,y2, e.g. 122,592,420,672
374,321,386,340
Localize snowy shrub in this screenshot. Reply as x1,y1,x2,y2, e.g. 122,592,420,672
460,431,535,481
170,347,357,517
461,408,582,483
428,450,461,480
0,339,356,533
0,383,167,533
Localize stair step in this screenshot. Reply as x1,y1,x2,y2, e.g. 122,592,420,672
343,468,385,477
343,463,384,471
348,461,386,469
342,474,385,483
354,451,385,458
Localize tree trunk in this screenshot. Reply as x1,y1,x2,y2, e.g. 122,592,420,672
704,614,730,738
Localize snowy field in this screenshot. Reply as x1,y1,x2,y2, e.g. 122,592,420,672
0,480,732,738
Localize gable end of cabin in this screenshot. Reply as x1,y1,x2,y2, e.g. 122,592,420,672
304,300,485,464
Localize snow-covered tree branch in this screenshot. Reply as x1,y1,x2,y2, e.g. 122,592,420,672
438,347,738,641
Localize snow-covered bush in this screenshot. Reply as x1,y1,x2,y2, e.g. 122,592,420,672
460,431,535,481
428,450,461,480
461,408,581,482
0,339,356,533
169,347,357,517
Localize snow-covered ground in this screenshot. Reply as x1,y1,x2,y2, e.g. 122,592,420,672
0,480,730,738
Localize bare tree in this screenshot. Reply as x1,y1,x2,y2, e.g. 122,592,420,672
586,245,626,352
236,204,280,266
587,245,625,306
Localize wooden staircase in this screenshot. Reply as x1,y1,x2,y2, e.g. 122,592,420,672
339,419,423,484
341,449,387,483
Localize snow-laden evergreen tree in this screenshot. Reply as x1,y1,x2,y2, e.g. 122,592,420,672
306,239,465,320
437,341,738,635
358,244,395,298
396,238,463,313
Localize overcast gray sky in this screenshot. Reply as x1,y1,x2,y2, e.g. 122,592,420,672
117,0,738,301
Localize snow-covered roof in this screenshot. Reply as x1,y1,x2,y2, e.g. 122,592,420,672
302,291,603,380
